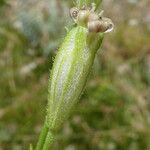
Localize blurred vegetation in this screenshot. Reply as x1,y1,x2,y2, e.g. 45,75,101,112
0,0,150,150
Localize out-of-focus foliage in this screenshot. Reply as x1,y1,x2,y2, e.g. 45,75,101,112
0,0,150,150
76,0,102,9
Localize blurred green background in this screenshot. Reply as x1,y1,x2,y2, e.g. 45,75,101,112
0,0,150,149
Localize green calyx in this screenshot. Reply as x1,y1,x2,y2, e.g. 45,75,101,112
46,26,103,132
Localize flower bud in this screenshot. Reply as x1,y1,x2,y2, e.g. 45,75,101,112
46,26,103,131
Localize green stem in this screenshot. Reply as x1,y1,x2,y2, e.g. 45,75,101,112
35,120,49,150
35,119,55,150
43,130,55,150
